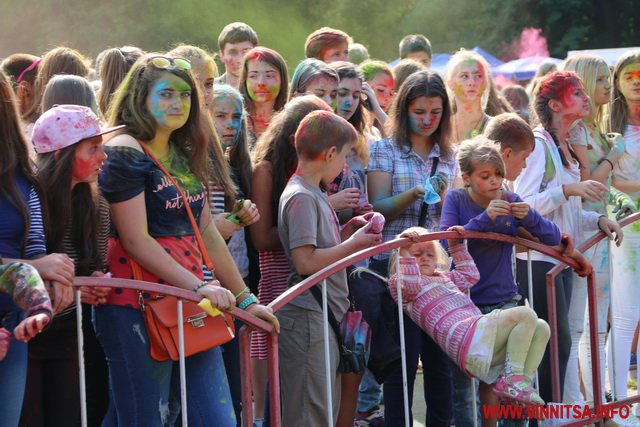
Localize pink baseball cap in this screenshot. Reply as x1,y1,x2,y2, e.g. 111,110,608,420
32,105,125,154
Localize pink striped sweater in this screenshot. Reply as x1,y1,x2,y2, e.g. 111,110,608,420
388,243,482,373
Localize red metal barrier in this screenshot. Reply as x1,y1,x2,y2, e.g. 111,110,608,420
262,230,584,426
546,212,640,427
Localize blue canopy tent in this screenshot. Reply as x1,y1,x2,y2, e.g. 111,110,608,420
492,55,563,81
388,46,502,77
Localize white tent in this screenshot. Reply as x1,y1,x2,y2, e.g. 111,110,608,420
567,47,640,66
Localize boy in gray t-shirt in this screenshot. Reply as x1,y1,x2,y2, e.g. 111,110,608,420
277,111,380,426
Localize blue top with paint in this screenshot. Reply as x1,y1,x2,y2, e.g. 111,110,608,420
99,145,206,237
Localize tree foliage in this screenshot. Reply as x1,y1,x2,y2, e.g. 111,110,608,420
0,0,637,68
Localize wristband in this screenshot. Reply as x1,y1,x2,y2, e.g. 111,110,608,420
234,286,250,299
602,158,614,169
193,281,208,293
238,293,258,310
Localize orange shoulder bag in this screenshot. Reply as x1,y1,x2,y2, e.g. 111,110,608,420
132,143,235,361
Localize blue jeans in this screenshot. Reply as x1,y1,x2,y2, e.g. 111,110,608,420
357,369,382,413
94,305,235,427
0,310,27,427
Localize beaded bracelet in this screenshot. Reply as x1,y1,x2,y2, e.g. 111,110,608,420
235,286,250,299
238,293,258,310
193,281,208,293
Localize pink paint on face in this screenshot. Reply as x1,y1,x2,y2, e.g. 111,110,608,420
408,96,443,138
449,60,487,103
321,42,349,63
72,136,107,186
369,72,395,112
246,60,281,104
335,77,362,120
561,83,590,120
220,41,255,78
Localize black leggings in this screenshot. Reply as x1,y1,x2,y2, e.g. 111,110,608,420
516,259,573,404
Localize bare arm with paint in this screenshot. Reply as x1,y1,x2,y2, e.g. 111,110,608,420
250,161,283,251
367,170,425,221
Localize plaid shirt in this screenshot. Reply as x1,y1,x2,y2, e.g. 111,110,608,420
367,137,460,260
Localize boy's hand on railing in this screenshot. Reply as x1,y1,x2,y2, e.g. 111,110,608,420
559,233,575,257
486,200,511,221
245,303,280,333
597,216,623,247
570,250,593,277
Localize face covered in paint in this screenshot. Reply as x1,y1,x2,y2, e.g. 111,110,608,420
303,75,339,110
220,41,255,78
146,72,192,132
213,94,243,151
369,72,394,112
559,82,590,121
191,57,216,113
246,60,281,104
618,62,640,103
72,136,107,187
450,60,487,103
335,77,361,120
407,96,443,139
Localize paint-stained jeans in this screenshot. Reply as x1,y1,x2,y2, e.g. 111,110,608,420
94,305,235,427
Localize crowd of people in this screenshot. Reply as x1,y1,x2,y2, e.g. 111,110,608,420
0,21,639,427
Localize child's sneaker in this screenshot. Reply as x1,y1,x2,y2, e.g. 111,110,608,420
493,374,545,406
354,406,385,426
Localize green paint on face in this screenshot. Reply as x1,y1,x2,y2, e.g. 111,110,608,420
146,74,192,130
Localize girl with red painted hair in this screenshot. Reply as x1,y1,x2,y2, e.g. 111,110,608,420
238,47,289,141
513,70,622,405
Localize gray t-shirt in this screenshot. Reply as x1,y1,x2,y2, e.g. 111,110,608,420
278,175,349,321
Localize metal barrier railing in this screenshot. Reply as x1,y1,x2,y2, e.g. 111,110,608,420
546,212,640,427
70,214,640,426
265,229,586,427
71,277,274,427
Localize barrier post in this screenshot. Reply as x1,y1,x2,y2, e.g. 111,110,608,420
395,251,411,427
321,279,333,427
239,326,253,426
75,290,87,427
177,299,188,426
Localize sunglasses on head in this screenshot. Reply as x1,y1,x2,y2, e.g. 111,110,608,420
147,55,191,71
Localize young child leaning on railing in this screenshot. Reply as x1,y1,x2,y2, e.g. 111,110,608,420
388,226,549,405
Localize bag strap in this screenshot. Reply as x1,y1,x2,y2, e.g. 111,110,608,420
309,285,344,349
418,157,440,227
139,142,214,273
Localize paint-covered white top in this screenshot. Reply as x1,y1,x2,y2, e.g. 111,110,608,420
613,124,640,201
514,128,601,264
